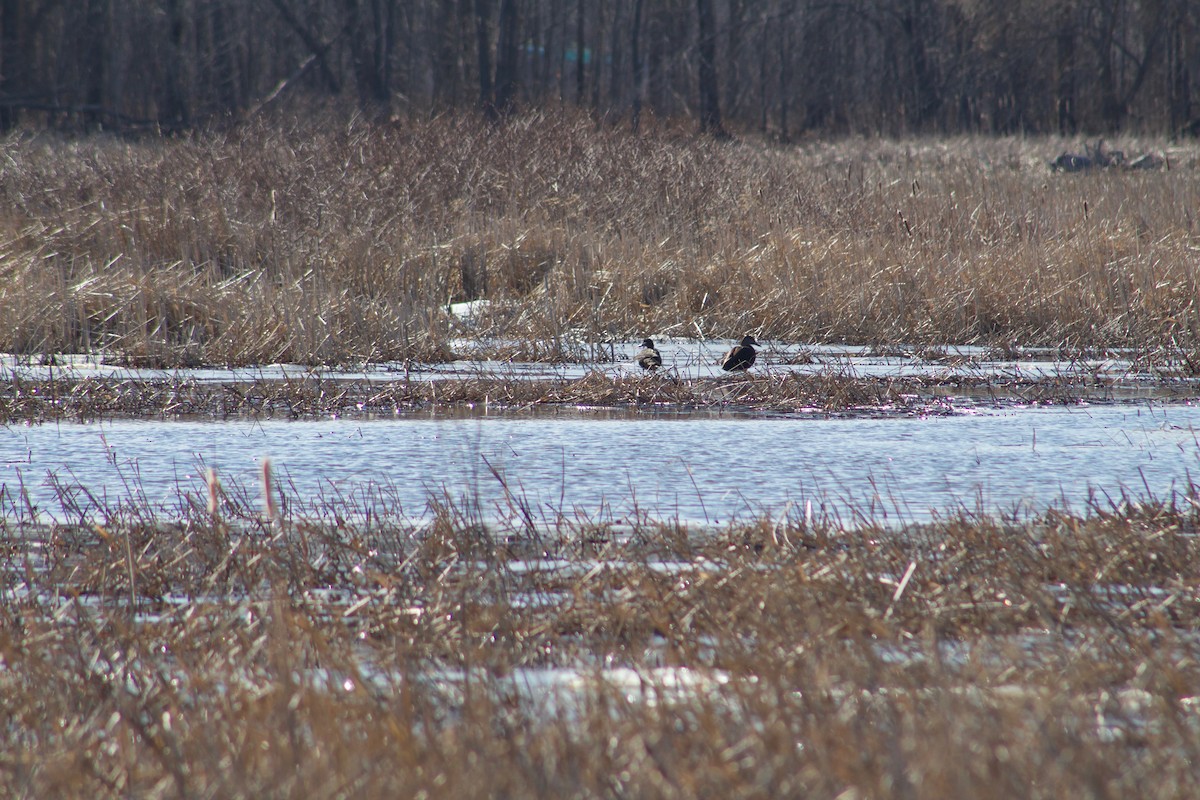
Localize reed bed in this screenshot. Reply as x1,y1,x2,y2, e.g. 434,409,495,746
1,113,1198,368
1,472,1199,798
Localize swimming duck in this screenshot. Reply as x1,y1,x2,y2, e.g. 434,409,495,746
636,338,663,370
721,335,758,371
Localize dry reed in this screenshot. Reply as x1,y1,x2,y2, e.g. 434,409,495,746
1,113,1197,368
1,474,1198,798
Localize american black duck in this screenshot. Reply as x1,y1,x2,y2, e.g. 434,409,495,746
721,335,758,371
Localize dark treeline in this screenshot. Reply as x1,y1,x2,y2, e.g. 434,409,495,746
2,0,1198,137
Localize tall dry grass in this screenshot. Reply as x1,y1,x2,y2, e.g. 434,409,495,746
1,112,1198,366
1,475,1199,797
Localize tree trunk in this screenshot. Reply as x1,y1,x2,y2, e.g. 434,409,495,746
1056,11,1077,135
371,0,396,106
474,0,495,119
494,0,518,114
630,0,644,131
901,0,939,131
83,0,112,129
0,0,22,131
779,13,791,140
433,0,459,108
575,1,585,105
696,0,725,136
267,0,343,95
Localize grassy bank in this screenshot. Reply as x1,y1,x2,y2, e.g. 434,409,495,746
2,476,1199,798
2,113,1198,367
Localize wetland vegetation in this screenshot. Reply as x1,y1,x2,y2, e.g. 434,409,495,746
3,112,1200,798
2,468,1200,798
2,113,1198,369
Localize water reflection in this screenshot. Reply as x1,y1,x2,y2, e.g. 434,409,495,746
3,403,1198,525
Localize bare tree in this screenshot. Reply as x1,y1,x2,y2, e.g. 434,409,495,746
0,0,24,131
631,0,646,130
494,0,519,114
696,0,725,135
0,0,1196,136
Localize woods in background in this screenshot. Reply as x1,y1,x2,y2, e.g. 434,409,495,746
1,0,1197,137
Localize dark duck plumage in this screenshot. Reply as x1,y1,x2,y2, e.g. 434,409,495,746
636,338,663,370
721,335,758,371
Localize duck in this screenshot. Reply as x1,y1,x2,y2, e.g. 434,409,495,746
721,335,758,371
636,338,663,370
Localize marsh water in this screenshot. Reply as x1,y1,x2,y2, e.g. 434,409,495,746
5,340,1199,388
4,402,1199,526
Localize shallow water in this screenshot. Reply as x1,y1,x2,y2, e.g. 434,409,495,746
3,403,1198,525
5,340,1197,397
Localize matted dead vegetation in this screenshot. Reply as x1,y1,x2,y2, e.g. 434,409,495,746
2,113,1199,368
0,367,1166,424
1,474,1199,798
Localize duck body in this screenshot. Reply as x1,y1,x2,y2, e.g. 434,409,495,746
721,335,758,371
636,338,663,370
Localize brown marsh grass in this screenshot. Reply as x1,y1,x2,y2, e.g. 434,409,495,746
1,474,1199,798
1,113,1198,367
